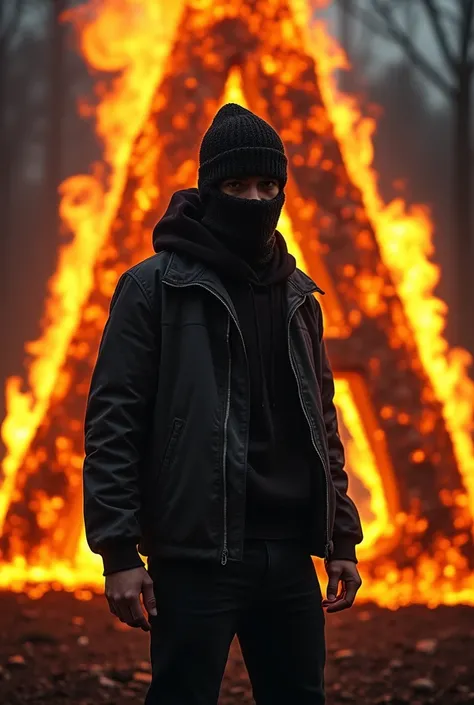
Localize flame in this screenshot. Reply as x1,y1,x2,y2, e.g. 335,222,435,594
305,22,474,521
228,69,395,560
0,0,186,596
302,17,474,606
1,0,473,605
0,1,186,532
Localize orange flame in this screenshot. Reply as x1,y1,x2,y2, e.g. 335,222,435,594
0,0,473,606
0,0,186,533
307,23,474,519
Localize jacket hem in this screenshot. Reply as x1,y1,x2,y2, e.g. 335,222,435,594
145,543,224,565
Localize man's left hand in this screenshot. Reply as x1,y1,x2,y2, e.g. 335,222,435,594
322,559,362,613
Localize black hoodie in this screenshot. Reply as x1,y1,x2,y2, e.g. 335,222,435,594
153,189,317,540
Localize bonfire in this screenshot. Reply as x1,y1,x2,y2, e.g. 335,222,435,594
0,0,473,608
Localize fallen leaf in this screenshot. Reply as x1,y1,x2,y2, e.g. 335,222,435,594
411,677,435,693
415,639,437,655
334,649,355,661
389,659,403,670
99,675,119,688
133,671,152,684
135,660,151,673
6,654,26,668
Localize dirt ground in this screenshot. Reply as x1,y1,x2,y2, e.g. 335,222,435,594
0,590,473,704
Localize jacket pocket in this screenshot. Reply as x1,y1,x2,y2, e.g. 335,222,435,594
160,417,185,473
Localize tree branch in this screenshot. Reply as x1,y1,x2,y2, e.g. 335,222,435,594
460,0,474,64
351,0,455,96
0,0,26,53
422,0,457,68
438,2,460,27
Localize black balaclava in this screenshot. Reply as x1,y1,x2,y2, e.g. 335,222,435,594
198,103,288,265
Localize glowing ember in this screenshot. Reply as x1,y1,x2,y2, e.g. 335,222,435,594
0,0,473,607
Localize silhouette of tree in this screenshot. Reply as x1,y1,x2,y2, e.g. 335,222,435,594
0,0,27,242
0,0,97,429
45,0,67,247
368,60,455,336
346,0,474,350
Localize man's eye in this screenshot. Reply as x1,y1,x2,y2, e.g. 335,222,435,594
261,180,277,189
227,181,242,190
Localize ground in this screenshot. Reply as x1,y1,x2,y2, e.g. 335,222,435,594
0,590,472,704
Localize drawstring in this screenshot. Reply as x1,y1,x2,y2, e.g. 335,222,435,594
249,284,267,409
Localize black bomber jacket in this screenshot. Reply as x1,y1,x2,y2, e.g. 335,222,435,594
83,251,363,575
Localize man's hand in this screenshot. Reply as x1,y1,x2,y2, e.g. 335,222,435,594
322,560,362,613
105,566,157,631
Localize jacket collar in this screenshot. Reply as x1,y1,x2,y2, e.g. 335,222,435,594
162,251,324,298
162,252,208,287
162,253,237,319
288,269,324,297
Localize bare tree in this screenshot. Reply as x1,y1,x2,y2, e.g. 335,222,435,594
45,0,67,244
334,0,377,88
0,0,26,242
347,0,474,351
0,1,25,54
338,0,353,60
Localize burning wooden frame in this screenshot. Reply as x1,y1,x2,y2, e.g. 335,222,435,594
0,0,473,605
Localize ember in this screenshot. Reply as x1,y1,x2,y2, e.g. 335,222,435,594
1,0,473,607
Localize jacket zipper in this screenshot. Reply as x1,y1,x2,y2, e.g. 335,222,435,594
287,298,331,560
163,280,248,566
221,315,231,566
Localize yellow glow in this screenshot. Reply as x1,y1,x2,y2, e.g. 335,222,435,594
0,0,473,607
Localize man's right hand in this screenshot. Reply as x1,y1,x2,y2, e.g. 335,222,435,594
105,566,157,631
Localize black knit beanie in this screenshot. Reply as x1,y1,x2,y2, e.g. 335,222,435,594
198,103,288,192
198,104,287,265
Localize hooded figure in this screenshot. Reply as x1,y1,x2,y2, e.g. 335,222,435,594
83,103,363,705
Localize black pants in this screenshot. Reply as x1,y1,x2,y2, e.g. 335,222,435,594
144,539,326,705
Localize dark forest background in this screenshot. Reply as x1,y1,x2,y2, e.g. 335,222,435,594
0,0,473,427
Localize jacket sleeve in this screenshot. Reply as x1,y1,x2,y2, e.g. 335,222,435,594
83,270,159,576
316,304,363,563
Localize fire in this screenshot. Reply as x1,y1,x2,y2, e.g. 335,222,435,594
306,22,474,521
228,69,395,560
0,1,185,534
1,0,473,607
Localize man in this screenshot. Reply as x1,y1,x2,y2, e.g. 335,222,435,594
83,103,363,705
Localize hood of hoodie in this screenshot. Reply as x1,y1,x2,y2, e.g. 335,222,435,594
153,185,297,433
153,188,315,541
152,188,296,284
